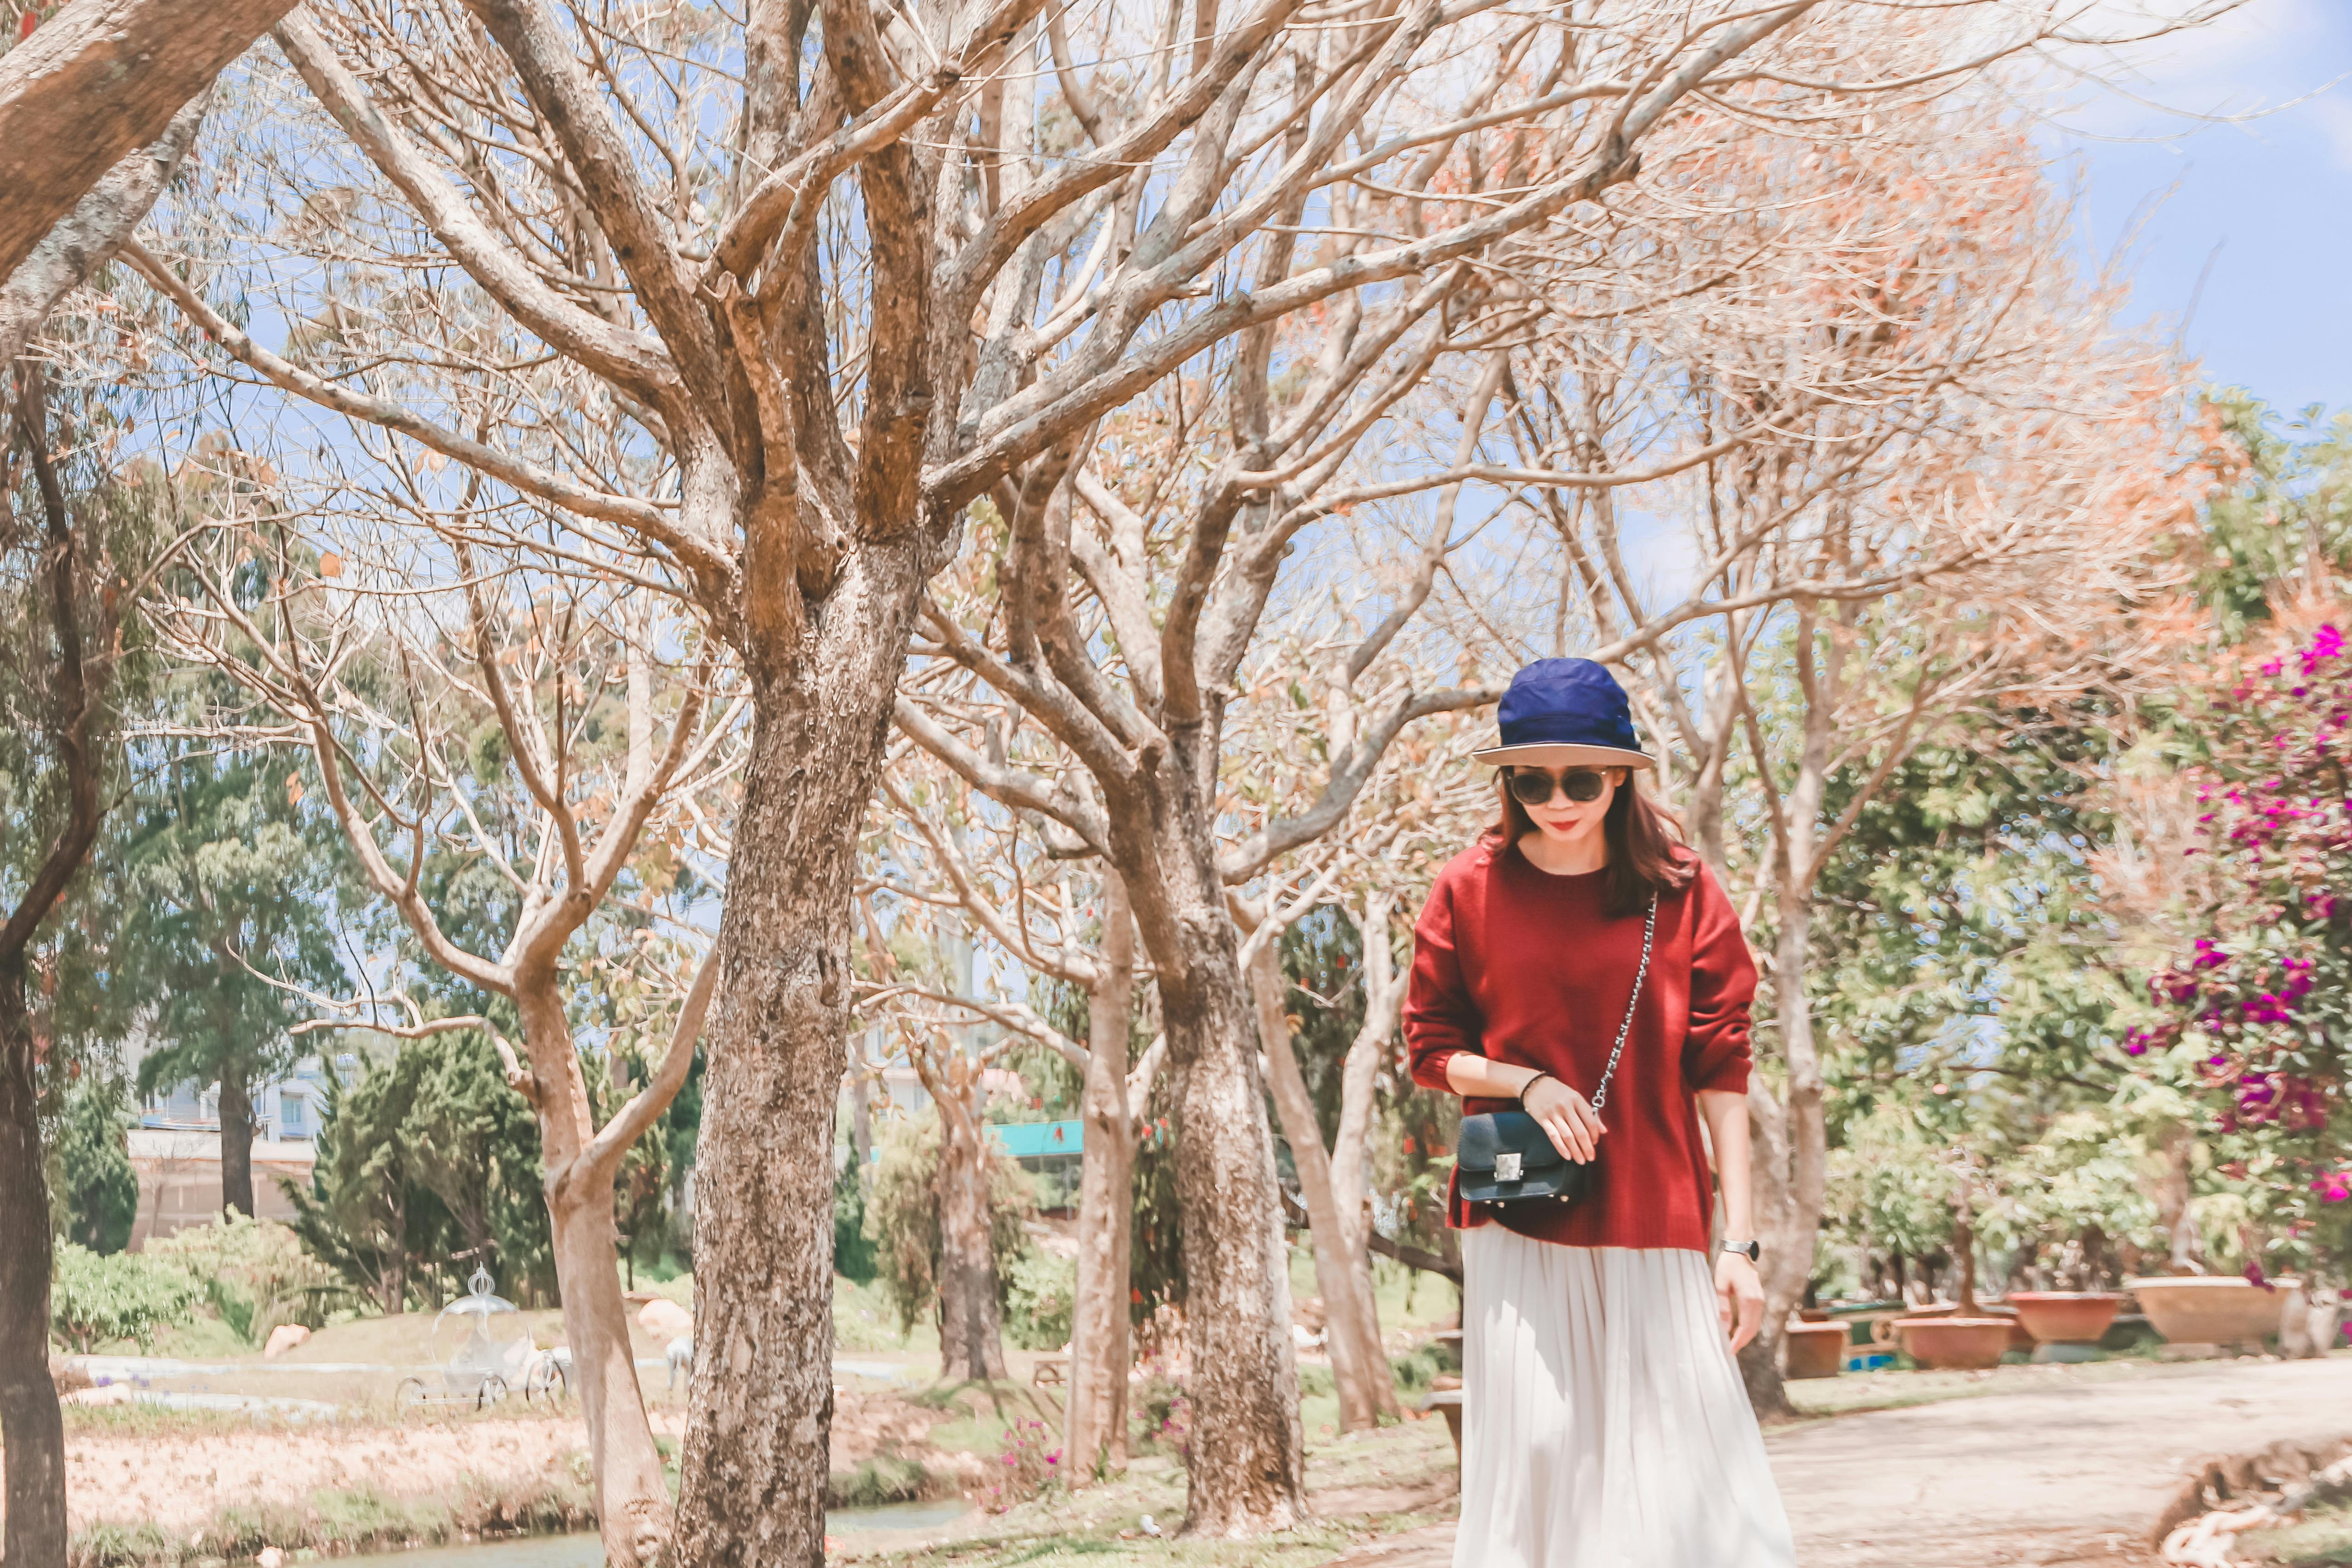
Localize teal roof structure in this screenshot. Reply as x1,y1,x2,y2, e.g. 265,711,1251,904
986,1120,1083,1160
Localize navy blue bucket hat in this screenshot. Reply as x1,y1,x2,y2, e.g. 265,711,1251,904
1472,658,1653,771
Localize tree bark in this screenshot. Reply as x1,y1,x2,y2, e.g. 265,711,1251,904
0,955,67,1568
1152,901,1307,1533
0,89,205,366
935,1086,1007,1382
217,1064,255,1219
1067,871,1138,1479
1094,725,1307,1531
1251,939,1395,1432
1738,1075,1795,1418
2155,1123,2201,1273
673,536,934,1568
0,0,298,282
517,981,675,1568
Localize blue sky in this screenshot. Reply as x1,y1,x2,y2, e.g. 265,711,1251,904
2061,0,2352,414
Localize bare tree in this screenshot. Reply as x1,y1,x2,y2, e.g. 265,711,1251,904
117,0,1892,1539
1234,708,1490,1429
157,516,733,1567
1496,57,2211,1409
860,733,1161,1464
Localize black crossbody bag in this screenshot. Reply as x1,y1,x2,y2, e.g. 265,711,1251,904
1455,897,1656,1207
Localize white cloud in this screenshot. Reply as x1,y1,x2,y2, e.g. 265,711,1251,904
2049,0,2344,138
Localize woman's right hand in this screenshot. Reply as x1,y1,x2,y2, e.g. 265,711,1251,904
1522,1074,1605,1164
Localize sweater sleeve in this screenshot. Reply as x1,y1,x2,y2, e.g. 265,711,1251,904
1404,868,1481,1092
1682,859,1757,1094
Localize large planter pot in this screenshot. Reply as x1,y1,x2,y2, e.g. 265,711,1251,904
2127,1276,2299,1350
1896,1316,2013,1371
1784,1320,1848,1380
2006,1292,2124,1346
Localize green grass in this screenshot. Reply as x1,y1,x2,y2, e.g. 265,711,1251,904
2241,1499,2352,1564
67,1469,595,1568
830,1455,944,1508
836,1274,941,1354
839,1416,1456,1566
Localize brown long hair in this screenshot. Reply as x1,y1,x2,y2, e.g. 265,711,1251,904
1492,766,1695,916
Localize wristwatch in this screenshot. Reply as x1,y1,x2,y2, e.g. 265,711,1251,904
1718,1239,1762,1262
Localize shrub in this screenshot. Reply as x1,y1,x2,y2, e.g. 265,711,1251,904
1003,1250,1075,1351
826,1454,935,1508
2135,623,2352,1270
981,1418,1061,1513
1130,1373,1190,1457
1389,1343,1448,1395
50,1245,200,1353
862,1110,1032,1338
147,1214,344,1345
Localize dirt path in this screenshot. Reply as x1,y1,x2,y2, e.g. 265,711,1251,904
1323,1356,2352,1567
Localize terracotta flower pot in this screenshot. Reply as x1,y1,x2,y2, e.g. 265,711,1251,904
1784,1320,1847,1380
1896,1316,2013,1371
2005,1292,2124,1346
2126,1277,2298,1349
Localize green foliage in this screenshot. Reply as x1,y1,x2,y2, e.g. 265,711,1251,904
145,1215,344,1345
49,1071,137,1253
2133,620,2352,1277
861,1110,1032,1338
120,685,349,1207
1825,1103,1967,1263
1387,1343,1447,1395
2189,392,2352,641
825,1455,937,1508
1128,1111,1185,1332
286,1029,551,1311
1279,907,1367,1149
834,1154,878,1285
50,1244,199,1353
1004,1249,1076,1350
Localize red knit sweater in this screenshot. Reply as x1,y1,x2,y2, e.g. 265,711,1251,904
1404,835,1756,1253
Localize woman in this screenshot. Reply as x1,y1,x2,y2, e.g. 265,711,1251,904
1405,658,1795,1568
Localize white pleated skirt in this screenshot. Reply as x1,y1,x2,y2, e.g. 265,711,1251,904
1454,1226,1796,1568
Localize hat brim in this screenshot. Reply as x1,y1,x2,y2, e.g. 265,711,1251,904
1471,743,1654,771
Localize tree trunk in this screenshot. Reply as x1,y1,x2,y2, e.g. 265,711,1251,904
672,537,933,1568
1158,918,1307,1533
217,1065,255,1219
1738,1075,1795,1418
0,953,67,1568
1066,873,1137,1479
1328,897,1405,1410
935,1093,1007,1382
1104,736,1307,1532
2155,1123,2201,1273
1250,940,1395,1433
1952,1206,1979,1315
517,984,675,1568
380,1210,407,1316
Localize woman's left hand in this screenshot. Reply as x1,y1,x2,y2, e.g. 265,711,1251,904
1714,1250,1765,1353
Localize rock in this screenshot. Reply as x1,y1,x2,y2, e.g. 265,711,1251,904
263,1324,312,1360
258,1547,286,1568
63,1384,132,1406
638,1298,693,1339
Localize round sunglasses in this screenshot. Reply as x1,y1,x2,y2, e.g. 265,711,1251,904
1505,766,1614,806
